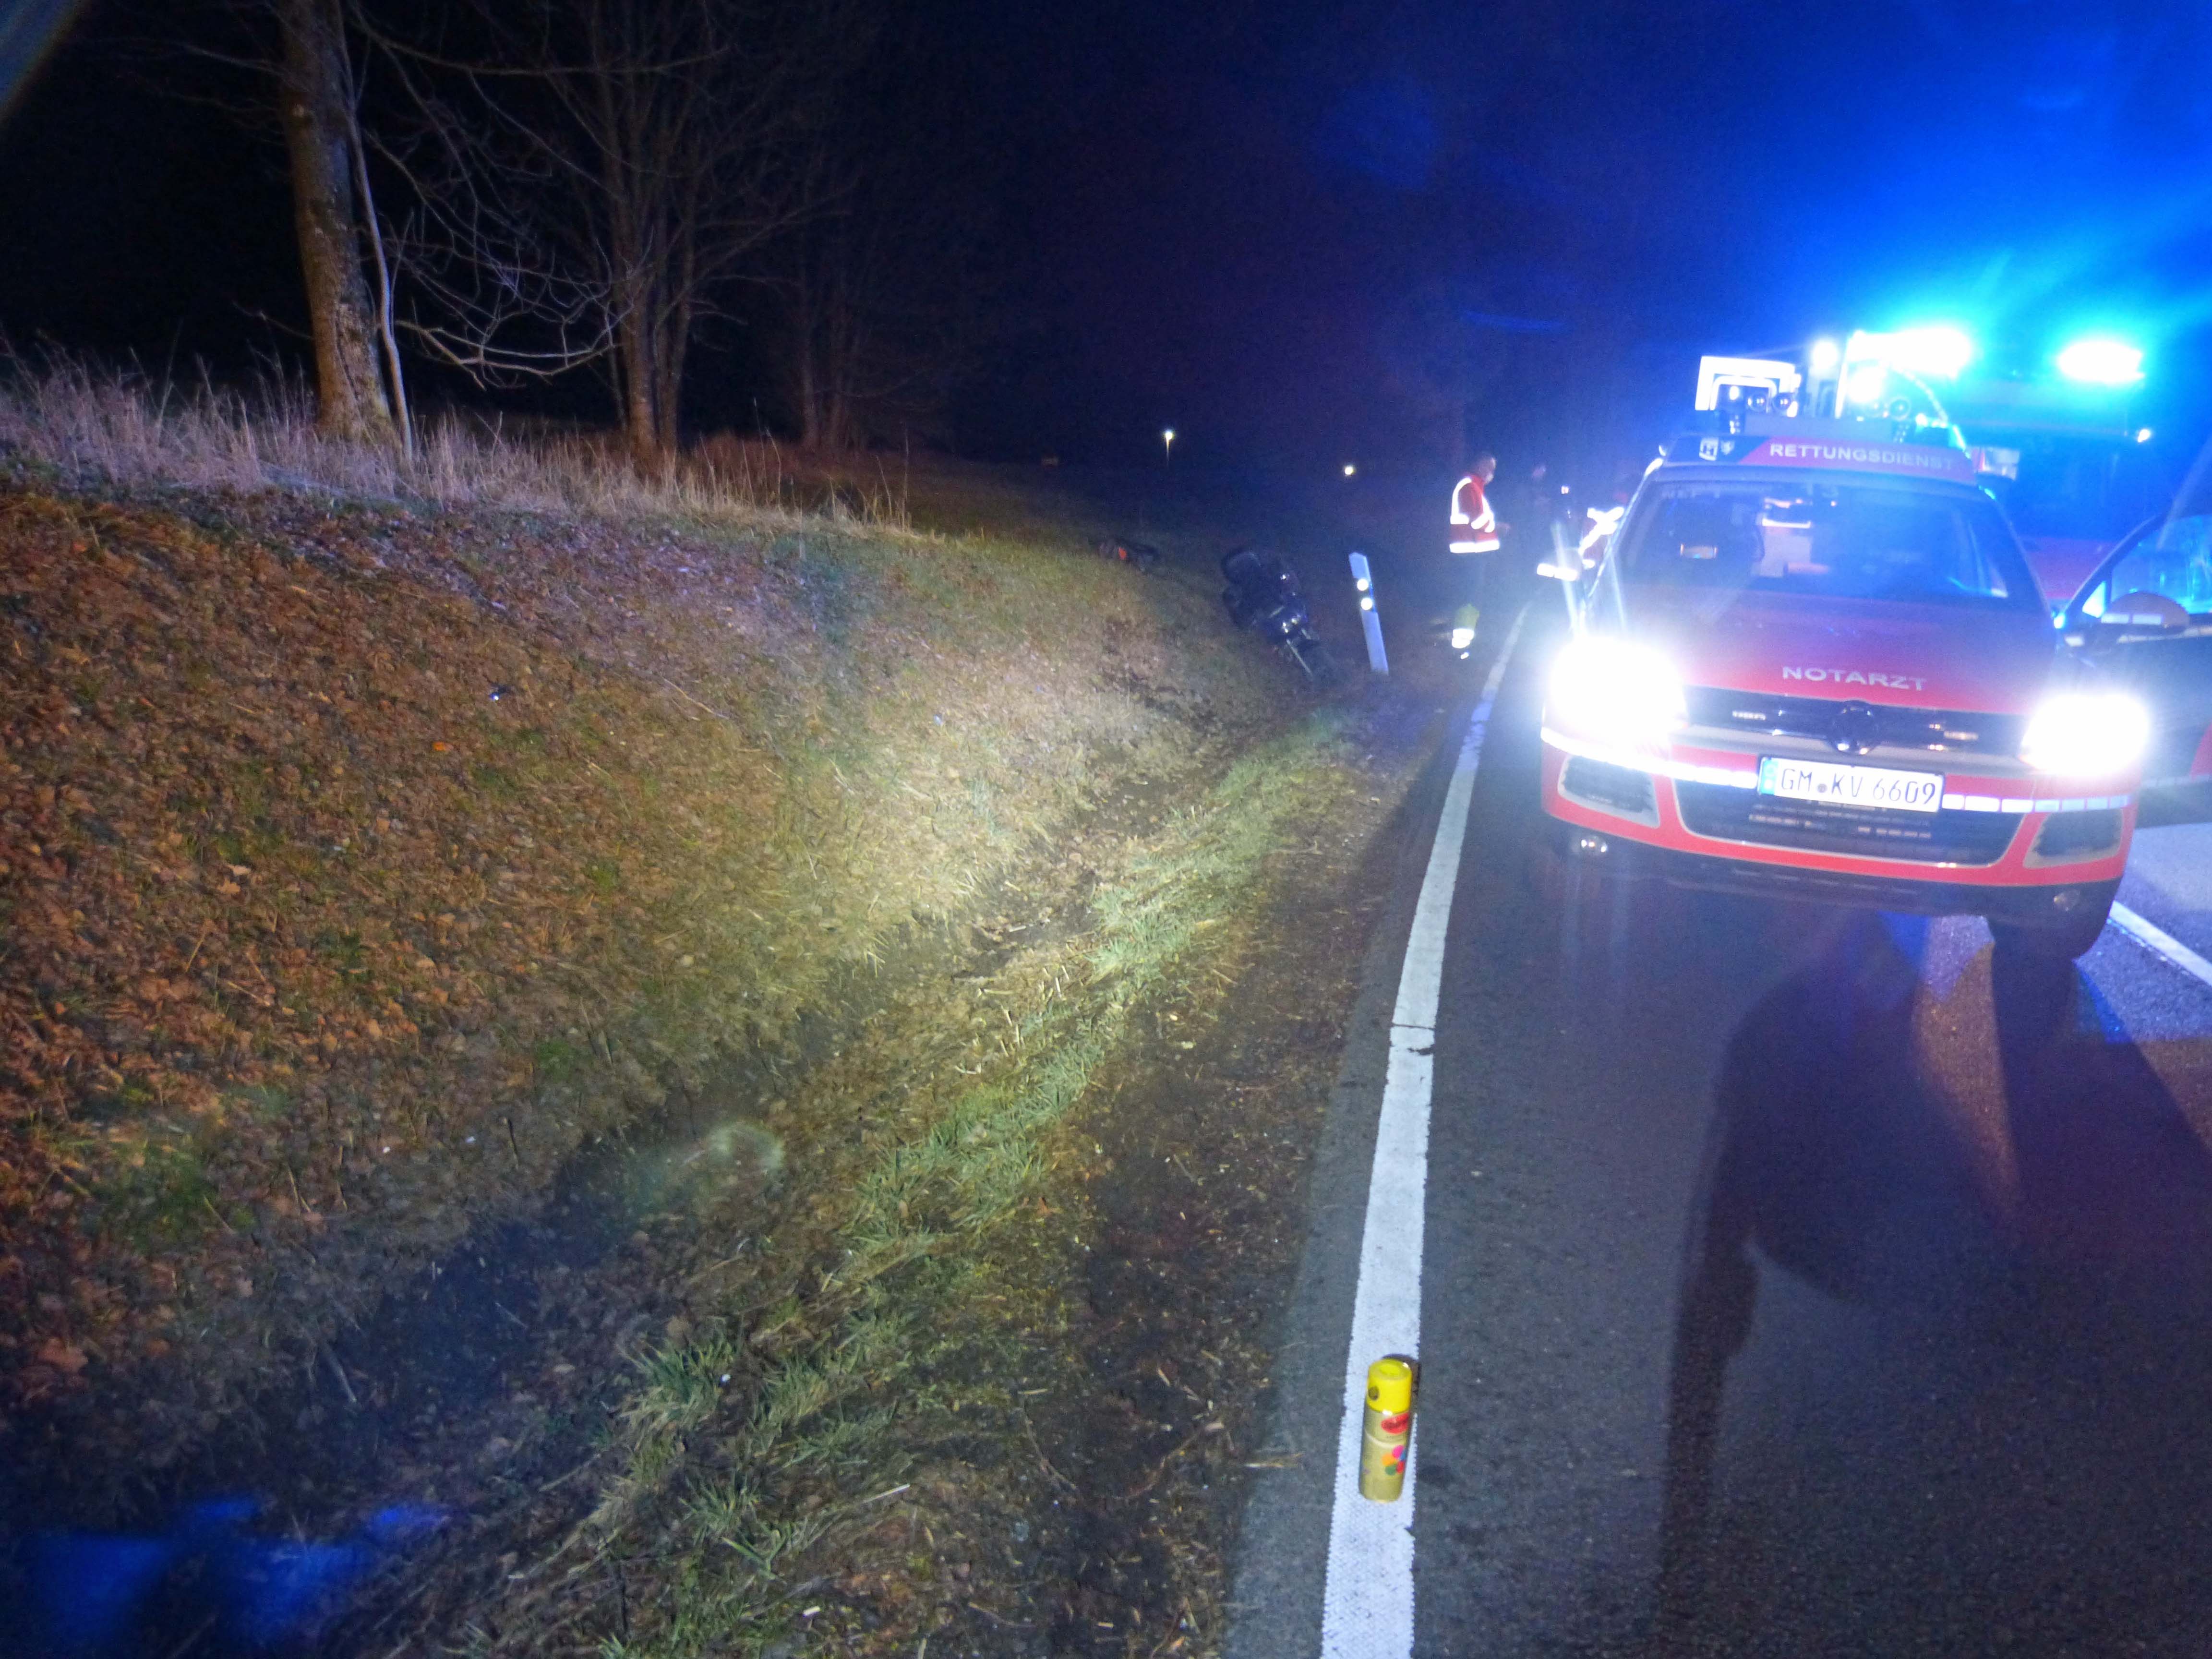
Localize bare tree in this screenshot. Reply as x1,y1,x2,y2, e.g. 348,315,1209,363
275,0,396,442
774,11,998,453
153,0,409,444
369,0,828,466
782,172,988,452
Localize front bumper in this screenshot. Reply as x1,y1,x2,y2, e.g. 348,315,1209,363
1535,813,2119,929
1538,729,2136,921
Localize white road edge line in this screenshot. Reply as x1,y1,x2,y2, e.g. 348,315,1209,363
2110,902,2212,991
1318,605,1527,1659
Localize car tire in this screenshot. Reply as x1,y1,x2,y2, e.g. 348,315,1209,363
1989,896,2115,962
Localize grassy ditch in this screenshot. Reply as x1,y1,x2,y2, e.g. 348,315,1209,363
451,712,1361,1658
0,455,1278,1443
0,378,1423,1659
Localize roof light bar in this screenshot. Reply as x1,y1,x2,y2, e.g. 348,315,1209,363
1846,326,1973,380
2056,339,2144,385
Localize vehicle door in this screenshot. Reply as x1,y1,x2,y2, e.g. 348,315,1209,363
2064,513,2212,816
1541,505,1625,633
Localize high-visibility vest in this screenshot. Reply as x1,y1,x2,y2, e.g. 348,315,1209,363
1449,475,1500,553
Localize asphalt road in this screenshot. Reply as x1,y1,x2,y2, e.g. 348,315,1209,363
1233,601,2212,1657
2125,818,2212,964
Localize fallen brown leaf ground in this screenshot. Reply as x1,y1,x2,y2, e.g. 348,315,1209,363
0,452,1440,1659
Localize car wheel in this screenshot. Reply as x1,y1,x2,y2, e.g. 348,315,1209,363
1989,895,2115,962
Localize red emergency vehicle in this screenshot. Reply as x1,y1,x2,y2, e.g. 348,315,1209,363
1539,417,2151,958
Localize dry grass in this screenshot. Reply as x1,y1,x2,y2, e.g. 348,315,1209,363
567,712,1359,1659
0,352,916,526
0,396,1270,1423
0,363,1346,1657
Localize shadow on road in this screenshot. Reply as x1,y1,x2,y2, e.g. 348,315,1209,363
1656,916,2212,1654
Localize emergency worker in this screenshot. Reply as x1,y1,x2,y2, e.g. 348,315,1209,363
1448,451,1508,631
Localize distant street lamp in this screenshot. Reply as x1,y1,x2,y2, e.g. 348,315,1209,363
1343,463,1357,477
1162,428,1176,468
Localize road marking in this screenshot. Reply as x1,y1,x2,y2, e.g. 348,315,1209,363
1319,606,1527,1659
2110,902,2212,991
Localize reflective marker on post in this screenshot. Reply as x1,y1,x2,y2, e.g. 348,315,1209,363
1358,1357,1415,1502
1349,551,1389,675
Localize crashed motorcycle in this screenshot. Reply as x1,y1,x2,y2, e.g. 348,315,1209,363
1220,547,1333,682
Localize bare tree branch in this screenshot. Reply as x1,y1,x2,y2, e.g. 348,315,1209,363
360,0,844,463
774,4,1004,451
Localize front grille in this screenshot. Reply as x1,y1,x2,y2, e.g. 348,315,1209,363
1684,688,2025,758
1675,781,2021,865
2034,808,2123,860
1561,756,1657,817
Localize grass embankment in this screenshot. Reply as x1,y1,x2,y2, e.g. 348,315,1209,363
0,376,1398,1657
0,446,1266,1409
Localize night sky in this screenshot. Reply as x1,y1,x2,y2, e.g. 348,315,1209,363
5,0,2212,477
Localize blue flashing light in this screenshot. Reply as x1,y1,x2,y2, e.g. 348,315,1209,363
1885,325,1974,379
1838,327,1973,409
2057,339,2144,385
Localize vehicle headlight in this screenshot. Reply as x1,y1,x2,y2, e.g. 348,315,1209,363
2019,691,2151,778
1547,637,1685,748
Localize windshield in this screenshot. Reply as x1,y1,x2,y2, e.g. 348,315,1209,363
1615,477,2039,611
2082,514,2212,619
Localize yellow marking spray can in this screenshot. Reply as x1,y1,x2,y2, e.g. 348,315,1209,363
1358,1357,1415,1502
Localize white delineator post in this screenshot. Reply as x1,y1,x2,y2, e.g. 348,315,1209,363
1349,551,1389,675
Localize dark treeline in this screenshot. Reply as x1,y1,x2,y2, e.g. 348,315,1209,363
16,0,2212,473
279,0,1012,462
8,0,1016,464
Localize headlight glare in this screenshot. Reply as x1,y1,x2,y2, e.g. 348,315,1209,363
2020,691,2150,777
1548,637,1686,748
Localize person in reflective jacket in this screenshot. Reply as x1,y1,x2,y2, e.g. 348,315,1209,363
1449,451,1506,633
1450,452,1501,554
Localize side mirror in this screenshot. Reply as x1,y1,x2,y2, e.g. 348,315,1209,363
2098,591,2193,635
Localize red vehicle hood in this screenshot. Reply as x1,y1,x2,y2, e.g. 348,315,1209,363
1624,591,2059,715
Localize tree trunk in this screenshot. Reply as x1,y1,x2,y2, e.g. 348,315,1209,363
795,247,862,452
793,263,824,448
818,269,860,452
654,221,697,457
618,285,659,468
825,296,859,451
654,295,690,457
276,0,392,444
796,337,821,448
